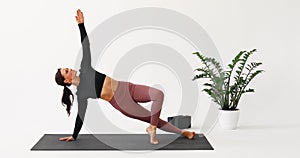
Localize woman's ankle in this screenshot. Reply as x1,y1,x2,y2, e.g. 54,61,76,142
148,125,157,130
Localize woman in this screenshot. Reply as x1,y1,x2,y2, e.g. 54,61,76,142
55,9,195,145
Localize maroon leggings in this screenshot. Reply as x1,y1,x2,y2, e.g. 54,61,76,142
108,81,182,134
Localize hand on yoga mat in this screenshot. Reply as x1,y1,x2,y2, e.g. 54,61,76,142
75,9,84,24
59,136,75,142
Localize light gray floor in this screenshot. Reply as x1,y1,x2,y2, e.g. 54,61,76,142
195,122,300,158
2,121,298,158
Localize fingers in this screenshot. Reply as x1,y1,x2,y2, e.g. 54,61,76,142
75,9,84,24
59,136,75,142
75,16,80,23
77,9,83,16
59,136,69,141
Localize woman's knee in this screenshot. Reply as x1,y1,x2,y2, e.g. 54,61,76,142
149,88,164,101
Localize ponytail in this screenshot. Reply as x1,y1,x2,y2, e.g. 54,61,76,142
62,86,74,116
55,68,74,116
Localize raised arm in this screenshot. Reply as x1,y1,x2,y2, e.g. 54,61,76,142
76,9,91,70
58,10,90,142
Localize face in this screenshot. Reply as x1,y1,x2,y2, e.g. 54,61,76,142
60,68,77,84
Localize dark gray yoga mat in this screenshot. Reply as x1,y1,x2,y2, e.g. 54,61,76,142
31,134,213,150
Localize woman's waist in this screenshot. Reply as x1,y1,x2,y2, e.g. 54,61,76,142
100,77,119,100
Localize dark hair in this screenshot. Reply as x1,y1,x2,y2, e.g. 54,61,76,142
55,68,74,116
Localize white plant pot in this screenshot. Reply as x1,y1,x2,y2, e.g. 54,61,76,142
218,109,240,130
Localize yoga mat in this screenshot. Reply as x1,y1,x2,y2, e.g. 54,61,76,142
31,134,214,150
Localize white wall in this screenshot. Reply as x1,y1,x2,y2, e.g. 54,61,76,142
0,0,299,157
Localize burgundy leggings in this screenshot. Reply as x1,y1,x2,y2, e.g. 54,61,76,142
108,81,182,134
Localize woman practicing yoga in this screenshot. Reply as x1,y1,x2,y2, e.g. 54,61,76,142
55,9,195,144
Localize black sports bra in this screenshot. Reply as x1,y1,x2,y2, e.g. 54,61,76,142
95,71,106,98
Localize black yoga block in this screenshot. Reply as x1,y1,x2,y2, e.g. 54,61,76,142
167,115,191,129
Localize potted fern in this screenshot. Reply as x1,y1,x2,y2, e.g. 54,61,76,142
192,49,263,129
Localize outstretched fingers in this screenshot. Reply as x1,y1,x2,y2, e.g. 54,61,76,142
75,9,84,24
77,9,83,17
59,136,69,141
59,136,75,141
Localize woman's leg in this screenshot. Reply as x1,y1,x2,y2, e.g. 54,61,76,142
108,81,195,144
110,82,181,133
129,82,164,126
128,82,196,139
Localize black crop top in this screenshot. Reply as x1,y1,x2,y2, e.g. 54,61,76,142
72,23,106,139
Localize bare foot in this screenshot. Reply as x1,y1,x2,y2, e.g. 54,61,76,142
146,125,159,144
181,130,196,139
